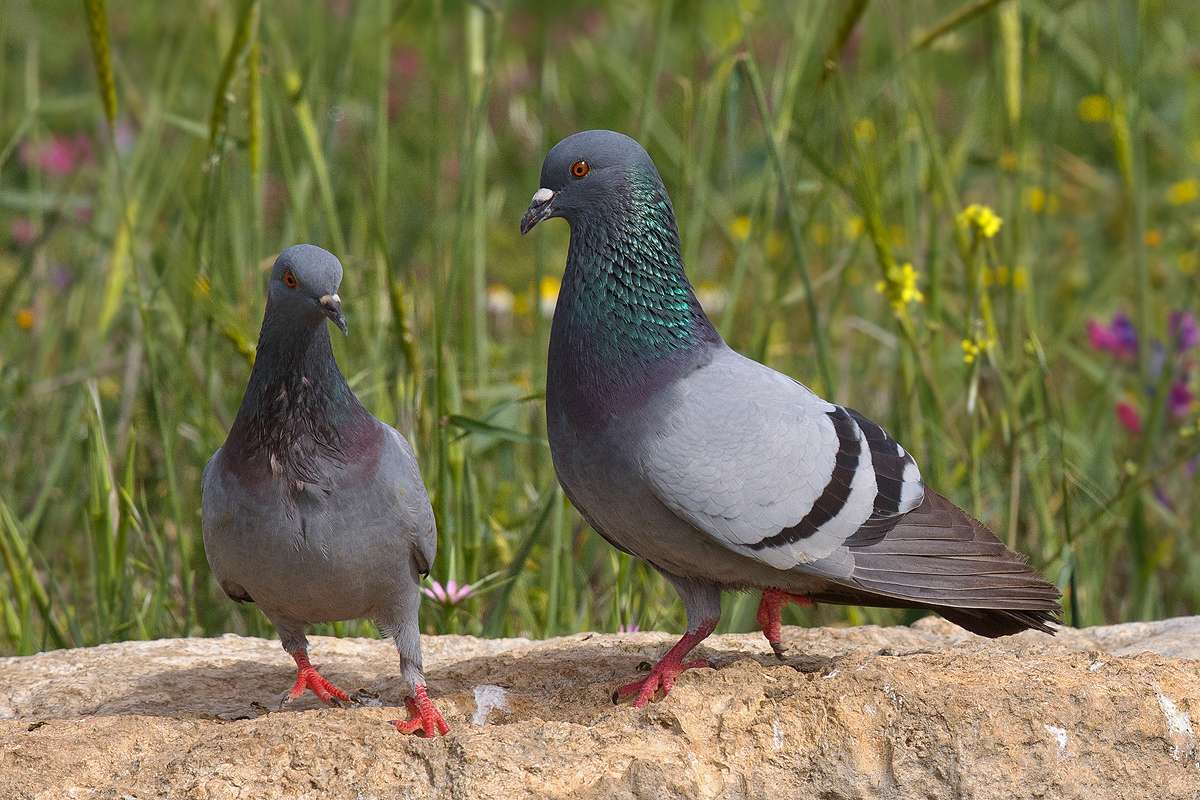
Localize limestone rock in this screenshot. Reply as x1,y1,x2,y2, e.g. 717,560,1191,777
1,617,1198,799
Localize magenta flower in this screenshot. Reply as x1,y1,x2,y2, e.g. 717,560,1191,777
1087,320,1118,352
1169,311,1198,353
20,133,94,177
1087,312,1138,360
422,579,474,605
1168,381,1194,420
617,623,640,634
1116,401,1143,434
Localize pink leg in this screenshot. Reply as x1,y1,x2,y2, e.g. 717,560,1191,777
756,589,813,658
392,685,450,737
285,651,351,705
613,619,718,708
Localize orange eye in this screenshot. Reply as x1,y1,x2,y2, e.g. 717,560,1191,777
570,159,590,178
282,269,299,289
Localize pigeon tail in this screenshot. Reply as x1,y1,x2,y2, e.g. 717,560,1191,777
814,490,1062,637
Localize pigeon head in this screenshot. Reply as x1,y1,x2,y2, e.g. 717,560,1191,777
267,244,348,335
520,130,664,235
522,131,720,398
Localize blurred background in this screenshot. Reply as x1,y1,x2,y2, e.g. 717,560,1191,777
0,0,1197,656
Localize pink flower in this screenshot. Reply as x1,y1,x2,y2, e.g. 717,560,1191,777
1168,381,1194,420
1116,401,1143,434
10,218,37,246
617,623,640,634
21,133,94,177
422,579,474,605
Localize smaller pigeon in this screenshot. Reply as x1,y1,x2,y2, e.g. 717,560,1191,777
201,244,449,736
521,130,1061,709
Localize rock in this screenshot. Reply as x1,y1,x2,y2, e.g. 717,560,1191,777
1,617,1198,799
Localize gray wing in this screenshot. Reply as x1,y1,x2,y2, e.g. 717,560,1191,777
383,426,437,576
641,348,920,572
640,347,1059,627
200,448,254,603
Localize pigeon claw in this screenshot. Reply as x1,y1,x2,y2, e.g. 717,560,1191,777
612,620,719,709
613,658,712,708
756,589,813,658
392,685,450,737
283,653,352,708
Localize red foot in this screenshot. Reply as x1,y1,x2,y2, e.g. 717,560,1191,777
285,651,350,706
613,620,717,708
392,685,450,737
756,589,813,658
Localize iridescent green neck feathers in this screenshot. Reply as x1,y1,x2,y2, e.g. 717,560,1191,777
552,169,717,370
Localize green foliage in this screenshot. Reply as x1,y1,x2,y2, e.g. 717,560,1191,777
0,0,1197,655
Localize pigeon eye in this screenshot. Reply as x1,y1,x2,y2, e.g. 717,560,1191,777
282,269,299,289
570,160,590,179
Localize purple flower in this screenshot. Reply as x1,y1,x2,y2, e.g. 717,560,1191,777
1169,311,1198,353
1110,313,1138,358
114,118,137,156
1168,380,1194,420
617,623,640,634
422,579,474,605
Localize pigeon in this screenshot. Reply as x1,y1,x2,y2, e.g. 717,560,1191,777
520,130,1061,708
201,244,449,736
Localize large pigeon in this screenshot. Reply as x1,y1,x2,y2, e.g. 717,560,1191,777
520,130,1061,708
201,244,449,736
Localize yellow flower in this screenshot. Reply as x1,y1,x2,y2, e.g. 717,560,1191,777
853,118,876,144
729,215,752,242
539,276,560,318
874,262,924,316
16,308,34,330
1023,186,1051,214
1077,94,1112,123
1012,266,1029,291
961,336,993,364
765,230,785,259
844,216,864,240
999,149,1019,172
1143,229,1163,248
1166,179,1198,206
810,222,830,247
957,204,1003,239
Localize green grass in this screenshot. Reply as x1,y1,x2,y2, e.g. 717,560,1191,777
1,0,1198,656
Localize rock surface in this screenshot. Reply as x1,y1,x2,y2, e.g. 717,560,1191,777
1,617,1198,799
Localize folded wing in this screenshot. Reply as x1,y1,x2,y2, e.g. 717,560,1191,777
640,348,1060,635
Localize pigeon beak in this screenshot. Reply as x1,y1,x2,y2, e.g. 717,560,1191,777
320,293,348,335
520,187,556,235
